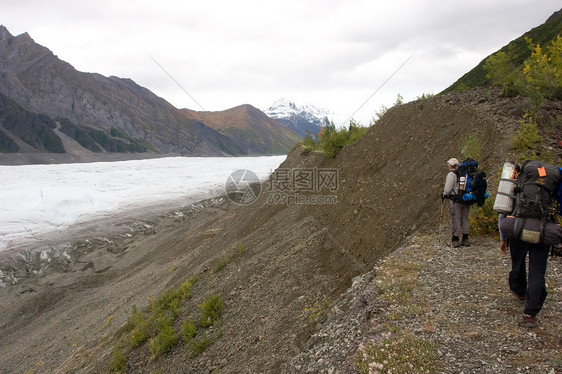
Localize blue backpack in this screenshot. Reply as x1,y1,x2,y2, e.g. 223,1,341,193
454,158,488,206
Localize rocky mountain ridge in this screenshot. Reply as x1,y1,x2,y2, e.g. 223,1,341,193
181,104,302,154
0,26,300,161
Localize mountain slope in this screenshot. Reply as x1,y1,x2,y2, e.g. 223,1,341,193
0,92,62,153
0,88,532,374
0,25,247,157
182,104,302,154
444,8,562,93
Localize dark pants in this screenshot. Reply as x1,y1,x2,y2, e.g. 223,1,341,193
509,238,550,317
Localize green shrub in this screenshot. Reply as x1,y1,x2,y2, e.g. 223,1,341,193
109,347,127,373
182,317,197,340
303,130,317,148
150,276,197,318
298,118,369,159
484,36,562,102
130,306,151,347
322,128,351,159
415,93,435,109
416,93,434,100
374,105,389,123
199,294,224,328
149,317,178,359
469,197,499,237
319,120,369,159
129,276,198,348
511,119,554,163
187,334,212,356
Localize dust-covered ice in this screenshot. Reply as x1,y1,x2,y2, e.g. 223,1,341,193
0,156,285,251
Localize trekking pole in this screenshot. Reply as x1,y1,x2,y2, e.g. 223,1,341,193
438,198,445,244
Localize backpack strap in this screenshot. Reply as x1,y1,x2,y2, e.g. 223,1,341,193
513,217,523,237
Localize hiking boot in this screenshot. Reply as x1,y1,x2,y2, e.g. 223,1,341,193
451,236,461,248
511,291,526,304
522,314,537,328
461,234,471,247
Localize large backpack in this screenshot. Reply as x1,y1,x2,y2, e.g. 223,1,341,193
454,158,488,207
512,160,561,220
501,160,562,245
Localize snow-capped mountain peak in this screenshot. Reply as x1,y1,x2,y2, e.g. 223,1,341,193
264,98,331,138
265,98,330,122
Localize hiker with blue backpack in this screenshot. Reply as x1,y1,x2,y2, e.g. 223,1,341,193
442,157,488,248
496,160,562,328
443,158,470,247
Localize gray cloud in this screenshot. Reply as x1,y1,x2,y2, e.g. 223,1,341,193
1,0,560,122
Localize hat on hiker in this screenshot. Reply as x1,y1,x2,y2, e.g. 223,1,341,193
447,158,459,167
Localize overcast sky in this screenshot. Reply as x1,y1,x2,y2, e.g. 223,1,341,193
2,0,561,124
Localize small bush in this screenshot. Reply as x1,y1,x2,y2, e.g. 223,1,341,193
129,276,198,348
302,118,369,159
374,105,389,123
416,93,434,109
303,130,317,148
320,121,369,159
199,294,224,328
469,197,499,237
484,36,562,102
416,93,434,100
511,119,554,163
322,129,350,159
151,276,197,318
182,317,197,341
130,306,151,347
149,319,178,359
187,334,212,356
109,347,127,373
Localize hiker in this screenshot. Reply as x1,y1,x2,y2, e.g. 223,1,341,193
498,161,562,328
442,158,471,247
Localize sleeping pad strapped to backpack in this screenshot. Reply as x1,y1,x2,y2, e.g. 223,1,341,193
500,160,562,244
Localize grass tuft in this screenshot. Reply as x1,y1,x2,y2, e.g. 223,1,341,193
355,333,441,374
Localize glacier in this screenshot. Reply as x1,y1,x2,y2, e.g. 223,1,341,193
0,156,285,252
